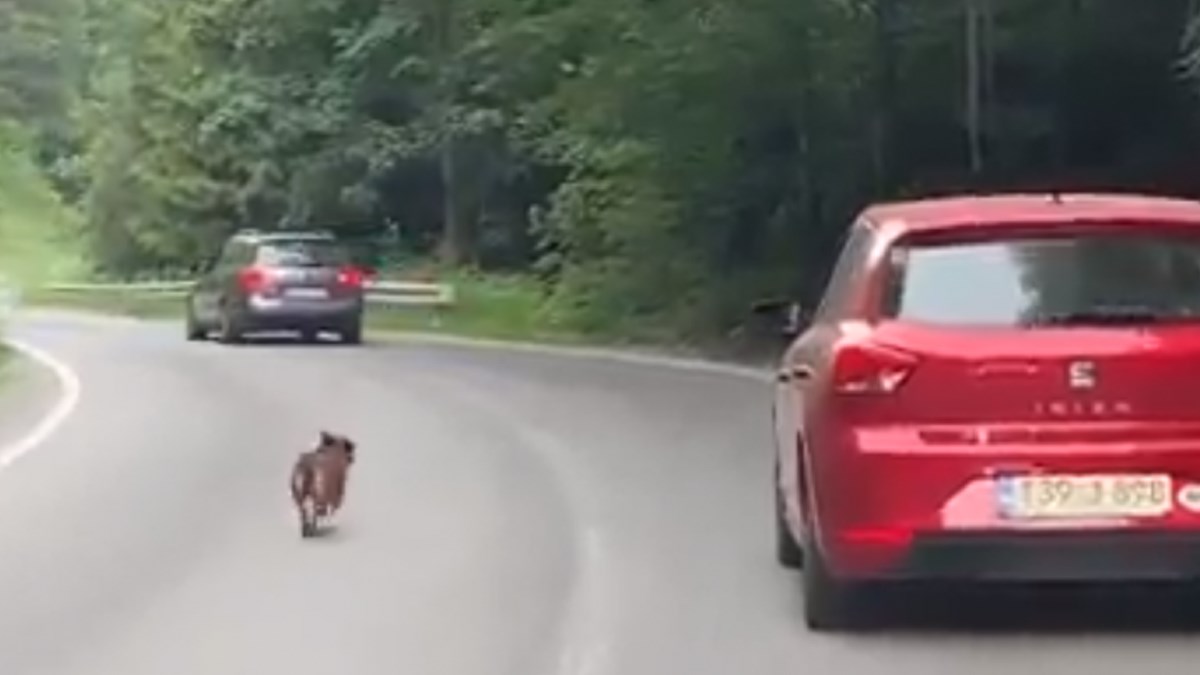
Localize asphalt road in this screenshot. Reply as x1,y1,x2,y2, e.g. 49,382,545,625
4,310,1200,675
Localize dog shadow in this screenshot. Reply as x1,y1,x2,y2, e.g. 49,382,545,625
306,523,346,542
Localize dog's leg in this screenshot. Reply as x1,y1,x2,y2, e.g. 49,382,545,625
301,497,318,537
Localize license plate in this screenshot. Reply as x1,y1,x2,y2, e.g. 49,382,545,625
996,473,1173,520
285,287,329,299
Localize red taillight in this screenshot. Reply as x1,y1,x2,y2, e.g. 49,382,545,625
831,341,918,395
839,526,913,547
336,266,365,288
237,266,274,294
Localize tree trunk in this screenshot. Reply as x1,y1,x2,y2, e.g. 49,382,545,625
438,134,464,266
981,0,996,148
965,0,984,175
873,0,898,193
433,0,470,266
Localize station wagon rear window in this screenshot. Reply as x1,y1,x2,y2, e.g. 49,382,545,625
257,240,348,268
881,230,1200,326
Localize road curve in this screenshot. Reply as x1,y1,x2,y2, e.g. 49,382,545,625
3,311,1200,675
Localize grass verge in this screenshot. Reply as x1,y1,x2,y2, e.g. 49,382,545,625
24,273,596,346
0,123,87,289
0,344,11,388
23,272,782,366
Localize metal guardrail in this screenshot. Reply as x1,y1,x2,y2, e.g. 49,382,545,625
41,279,456,308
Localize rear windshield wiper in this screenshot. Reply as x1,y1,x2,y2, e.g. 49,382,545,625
1026,306,1189,327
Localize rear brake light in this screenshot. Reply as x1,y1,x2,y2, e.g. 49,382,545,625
237,266,275,294
337,266,365,288
831,342,918,395
840,526,913,547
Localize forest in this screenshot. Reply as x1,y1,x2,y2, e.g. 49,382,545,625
3,0,1200,343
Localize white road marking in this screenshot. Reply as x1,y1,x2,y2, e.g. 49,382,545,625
377,331,774,383
556,526,613,675
0,338,82,470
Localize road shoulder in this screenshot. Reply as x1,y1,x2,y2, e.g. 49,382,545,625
0,344,63,452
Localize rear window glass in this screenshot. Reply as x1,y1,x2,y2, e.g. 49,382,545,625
881,230,1200,326
256,240,347,267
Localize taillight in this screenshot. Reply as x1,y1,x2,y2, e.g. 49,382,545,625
337,266,365,288
237,266,274,294
831,341,918,395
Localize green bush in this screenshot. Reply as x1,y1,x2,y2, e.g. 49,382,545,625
0,123,86,287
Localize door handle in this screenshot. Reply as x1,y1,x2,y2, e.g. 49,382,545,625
778,364,815,383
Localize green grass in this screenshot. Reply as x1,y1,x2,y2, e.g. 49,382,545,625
0,344,11,388
23,274,782,367
0,124,87,289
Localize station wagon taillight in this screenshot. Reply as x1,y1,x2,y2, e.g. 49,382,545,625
237,266,275,294
832,342,919,395
337,266,365,288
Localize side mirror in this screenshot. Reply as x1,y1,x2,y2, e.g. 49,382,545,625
750,298,809,338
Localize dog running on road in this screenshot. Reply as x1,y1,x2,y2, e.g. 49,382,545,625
290,431,357,538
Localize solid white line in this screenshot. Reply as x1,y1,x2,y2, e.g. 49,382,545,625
377,331,775,383
0,338,82,470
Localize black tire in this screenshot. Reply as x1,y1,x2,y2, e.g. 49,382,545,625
300,329,321,344
184,302,207,341
775,462,804,569
340,320,363,345
802,534,871,632
217,307,244,344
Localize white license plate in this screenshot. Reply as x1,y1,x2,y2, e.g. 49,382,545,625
996,473,1173,519
285,287,329,299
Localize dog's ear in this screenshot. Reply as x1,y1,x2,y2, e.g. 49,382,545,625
319,430,335,446
343,438,356,452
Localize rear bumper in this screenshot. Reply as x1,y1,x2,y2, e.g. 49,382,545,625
806,424,1200,582
892,531,1200,583
239,295,362,329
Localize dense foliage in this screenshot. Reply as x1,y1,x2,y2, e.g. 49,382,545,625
4,0,1200,339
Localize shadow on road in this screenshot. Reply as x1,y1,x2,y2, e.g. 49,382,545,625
207,332,362,348
854,583,1200,635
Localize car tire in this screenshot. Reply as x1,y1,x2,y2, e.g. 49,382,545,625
184,302,207,341
340,320,363,345
802,533,870,632
217,307,244,344
775,462,804,569
300,329,321,344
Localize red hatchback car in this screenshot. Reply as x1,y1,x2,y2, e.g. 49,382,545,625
772,193,1200,631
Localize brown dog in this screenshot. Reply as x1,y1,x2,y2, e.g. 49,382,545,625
290,431,357,538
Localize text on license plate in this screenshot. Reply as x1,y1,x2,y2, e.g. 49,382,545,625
285,288,329,299
996,473,1172,519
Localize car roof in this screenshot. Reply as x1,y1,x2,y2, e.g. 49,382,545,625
863,193,1200,237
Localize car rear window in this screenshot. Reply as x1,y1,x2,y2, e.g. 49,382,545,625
256,240,348,268
881,229,1200,326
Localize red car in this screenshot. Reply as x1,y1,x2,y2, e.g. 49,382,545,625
771,193,1200,631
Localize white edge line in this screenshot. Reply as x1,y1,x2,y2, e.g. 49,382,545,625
376,331,775,383
0,338,82,470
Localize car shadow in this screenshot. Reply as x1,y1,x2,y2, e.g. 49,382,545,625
851,582,1200,634
211,332,361,348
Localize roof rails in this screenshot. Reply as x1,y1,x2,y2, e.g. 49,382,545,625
231,228,336,240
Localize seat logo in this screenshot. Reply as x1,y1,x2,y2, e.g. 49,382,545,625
1067,360,1096,390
